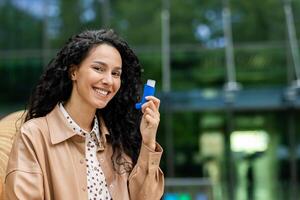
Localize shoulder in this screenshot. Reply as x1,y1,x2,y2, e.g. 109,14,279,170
20,117,49,141
22,117,47,132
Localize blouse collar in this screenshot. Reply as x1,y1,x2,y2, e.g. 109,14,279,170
58,103,101,143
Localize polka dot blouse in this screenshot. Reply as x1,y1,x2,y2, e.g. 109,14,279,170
59,103,112,200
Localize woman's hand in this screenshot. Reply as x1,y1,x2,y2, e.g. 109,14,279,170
140,96,160,151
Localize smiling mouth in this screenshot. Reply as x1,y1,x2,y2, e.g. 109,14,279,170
93,88,110,96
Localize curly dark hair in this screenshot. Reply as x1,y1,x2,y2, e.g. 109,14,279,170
25,29,143,169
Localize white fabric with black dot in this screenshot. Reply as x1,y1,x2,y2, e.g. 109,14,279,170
59,103,112,200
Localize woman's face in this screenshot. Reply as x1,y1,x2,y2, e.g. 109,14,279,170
70,43,122,110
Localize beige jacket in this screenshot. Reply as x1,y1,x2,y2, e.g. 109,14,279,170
4,105,164,200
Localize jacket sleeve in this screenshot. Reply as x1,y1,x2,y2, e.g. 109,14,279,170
4,127,44,200
128,142,164,200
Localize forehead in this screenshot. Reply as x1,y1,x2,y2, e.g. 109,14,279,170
84,43,122,66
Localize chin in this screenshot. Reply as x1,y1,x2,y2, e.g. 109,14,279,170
92,96,115,109
94,104,107,109
93,101,109,109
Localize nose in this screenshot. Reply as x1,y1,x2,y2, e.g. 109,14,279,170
102,72,113,85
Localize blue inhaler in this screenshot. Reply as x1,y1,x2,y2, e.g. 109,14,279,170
135,79,156,110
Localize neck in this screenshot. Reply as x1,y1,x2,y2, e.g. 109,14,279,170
64,99,96,132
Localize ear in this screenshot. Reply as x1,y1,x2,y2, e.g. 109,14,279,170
69,64,78,80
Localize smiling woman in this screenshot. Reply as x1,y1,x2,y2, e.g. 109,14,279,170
4,29,164,200
67,44,122,115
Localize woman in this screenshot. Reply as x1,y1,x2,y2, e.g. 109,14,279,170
5,29,164,200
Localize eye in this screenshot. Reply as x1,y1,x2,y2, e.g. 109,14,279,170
92,66,105,72
112,70,122,77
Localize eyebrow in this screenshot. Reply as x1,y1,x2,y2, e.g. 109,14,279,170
93,61,122,70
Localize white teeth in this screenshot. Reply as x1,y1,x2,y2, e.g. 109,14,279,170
94,88,108,96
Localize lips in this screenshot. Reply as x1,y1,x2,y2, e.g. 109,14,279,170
93,87,110,96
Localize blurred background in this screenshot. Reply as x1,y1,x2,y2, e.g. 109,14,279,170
1,0,300,199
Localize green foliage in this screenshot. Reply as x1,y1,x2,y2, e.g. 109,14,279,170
52,0,83,47
231,0,286,42
111,0,161,45
0,2,43,50
170,0,202,44
0,58,43,103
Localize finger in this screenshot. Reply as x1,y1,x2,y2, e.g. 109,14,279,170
144,107,155,118
142,104,159,121
144,114,160,126
145,96,160,110
142,100,158,114
141,101,152,113
141,100,152,113
142,100,157,111
144,107,160,124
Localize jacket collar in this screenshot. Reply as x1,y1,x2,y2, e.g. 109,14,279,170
46,104,110,145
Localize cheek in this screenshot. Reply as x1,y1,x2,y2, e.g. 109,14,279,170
115,79,121,91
